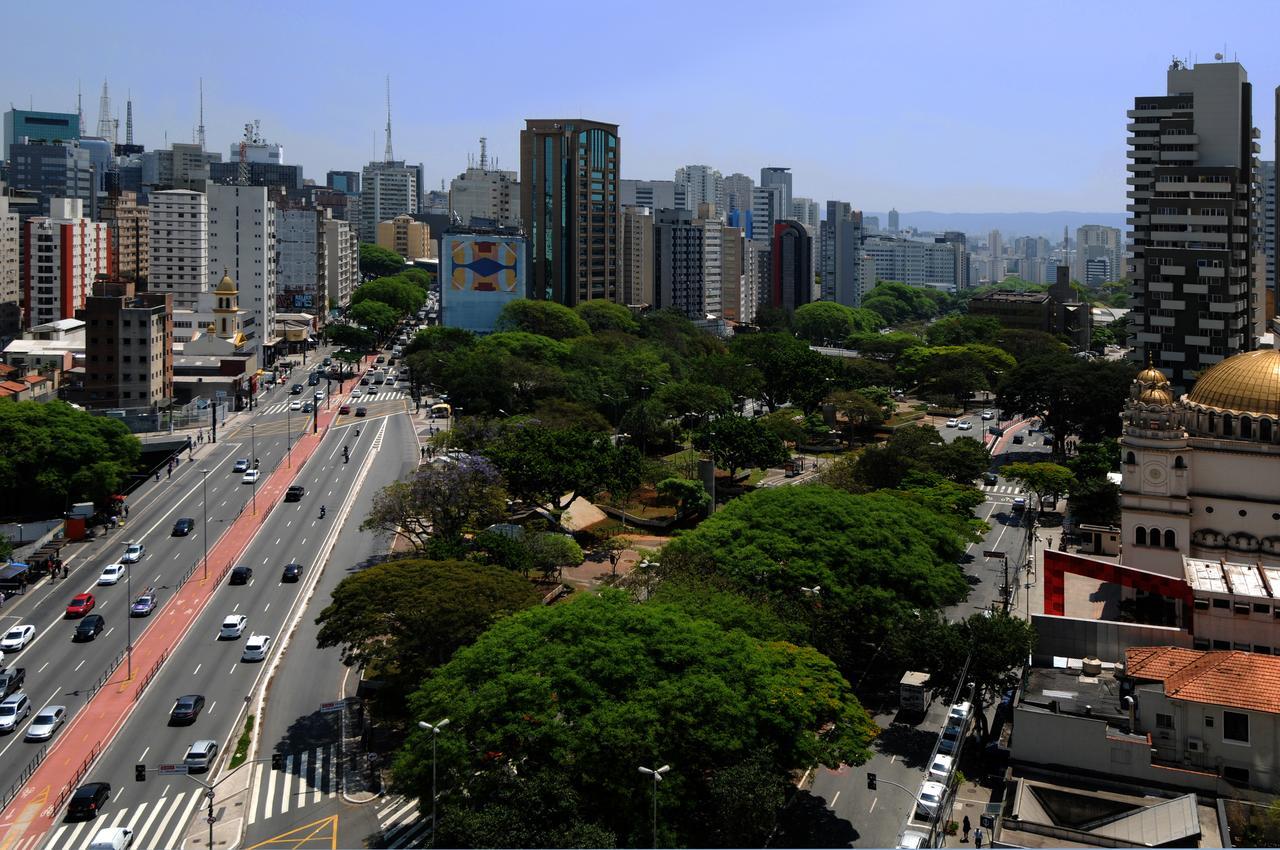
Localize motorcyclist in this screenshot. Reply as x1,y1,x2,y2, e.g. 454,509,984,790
320,505,327,518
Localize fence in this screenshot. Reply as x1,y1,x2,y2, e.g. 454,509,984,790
135,649,171,702
0,744,48,811
50,741,102,817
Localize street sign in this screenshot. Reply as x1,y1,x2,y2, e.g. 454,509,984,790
157,764,189,775
207,815,217,824
320,700,345,713
983,550,1006,559
206,788,215,799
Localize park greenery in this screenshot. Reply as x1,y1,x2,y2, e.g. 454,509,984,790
0,400,141,516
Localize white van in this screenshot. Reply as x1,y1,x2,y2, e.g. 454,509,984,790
88,826,134,850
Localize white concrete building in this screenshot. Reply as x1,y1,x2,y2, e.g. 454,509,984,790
229,139,285,165
675,165,722,216
207,184,276,360
323,217,359,311
750,185,785,242
22,199,109,327
359,160,420,243
449,167,520,228
149,190,209,309
0,194,19,336
619,179,687,212
862,235,965,292
720,173,754,216
1075,224,1123,285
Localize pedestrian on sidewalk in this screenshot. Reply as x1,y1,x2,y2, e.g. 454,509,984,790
123,503,130,518
962,815,971,842
974,827,984,848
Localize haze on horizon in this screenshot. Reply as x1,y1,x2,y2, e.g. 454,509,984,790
5,0,1278,214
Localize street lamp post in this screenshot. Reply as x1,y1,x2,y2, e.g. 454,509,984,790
201,470,210,581
126,553,133,680
286,403,292,469
250,424,257,516
637,764,671,849
417,718,450,846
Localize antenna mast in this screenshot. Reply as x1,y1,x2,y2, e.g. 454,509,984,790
125,91,134,145
384,75,394,163
77,82,83,132
197,79,207,151
96,80,115,142
479,137,488,171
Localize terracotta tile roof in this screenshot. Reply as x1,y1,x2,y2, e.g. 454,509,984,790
1126,646,1280,714
0,381,26,393
0,363,15,377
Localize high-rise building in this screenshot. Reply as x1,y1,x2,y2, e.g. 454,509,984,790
327,170,360,196
834,210,866,306
140,143,221,191
621,206,654,308
207,161,304,192
276,207,327,312
1127,59,1261,387
654,208,705,319
675,165,722,214
721,173,754,216
770,220,812,311
98,191,149,285
751,185,785,242
520,118,621,306
3,109,79,160
22,198,109,328
149,190,208,309
791,197,819,230
1075,224,1123,285
376,214,432,259
721,224,744,322
76,281,172,409
820,201,852,301
6,141,96,217
619,179,686,212
888,208,900,233
207,184,277,359
323,217,359,311
449,166,521,228
759,167,792,219
0,194,20,337
359,160,420,243
1261,159,1275,292
862,236,966,292
228,138,285,165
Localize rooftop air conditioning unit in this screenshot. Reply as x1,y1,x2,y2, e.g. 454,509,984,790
1187,737,1204,753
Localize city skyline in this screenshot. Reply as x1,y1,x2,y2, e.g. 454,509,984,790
5,1,1280,213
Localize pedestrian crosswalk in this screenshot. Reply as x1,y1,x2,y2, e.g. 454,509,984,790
376,794,432,849
983,484,1023,495
43,787,205,850
260,391,406,415
246,745,340,825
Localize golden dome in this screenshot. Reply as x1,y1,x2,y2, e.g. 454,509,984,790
215,269,236,294
1139,387,1174,406
1137,364,1167,385
1185,349,1280,417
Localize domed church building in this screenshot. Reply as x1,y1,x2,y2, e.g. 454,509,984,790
1120,347,1280,577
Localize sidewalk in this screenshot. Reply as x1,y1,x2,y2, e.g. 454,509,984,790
939,778,1002,848
0,385,349,850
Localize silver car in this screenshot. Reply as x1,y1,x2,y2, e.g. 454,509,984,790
184,739,219,773
25,705,65,741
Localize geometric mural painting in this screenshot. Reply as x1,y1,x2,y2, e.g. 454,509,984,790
450,239,520,292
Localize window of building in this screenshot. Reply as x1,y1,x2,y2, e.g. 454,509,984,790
1212,598,1230,609
1164,530,1176,548
1136,527,1147,546
1194,598,1210,610
1254,603,1271,615
1156,713,1174,729
1223,712,1249,744
1212,639,1231,650
1223,765,1250,784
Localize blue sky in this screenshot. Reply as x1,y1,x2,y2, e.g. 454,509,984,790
6,0,1279,213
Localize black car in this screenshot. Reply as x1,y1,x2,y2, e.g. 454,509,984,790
67,782,111,819
170,694,206,725
308,373,321,386
229,565,253,585
290,384,304,395
360,376,370,385
1012,434,1025,444
73,615,104,642
284,485,305,502
982,472,999,486
355,406,368,417
172,517,195,536
281,563,303,582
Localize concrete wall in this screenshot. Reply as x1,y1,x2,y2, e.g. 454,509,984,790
1030,613,1192,666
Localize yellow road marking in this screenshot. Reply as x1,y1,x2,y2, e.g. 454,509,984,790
243,814,338,850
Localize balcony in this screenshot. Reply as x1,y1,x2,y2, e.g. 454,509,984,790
1127,108,1173,119
1160,150,1200,162
1160,300,1186,311
1196,266,1224,278
1150,214,1226,226
1161,134,1198,145
1149,280,1175,292
1154,181,1189,192
1150,315,1176,327
1209,301,1240,314
1198,318,1225,330
1158,265,1186,275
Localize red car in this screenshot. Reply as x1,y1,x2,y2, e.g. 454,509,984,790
339,404,351,415
65,593,96,618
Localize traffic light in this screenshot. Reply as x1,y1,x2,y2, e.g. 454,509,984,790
271,752,284,771
135,764,147,782
866,773,877,791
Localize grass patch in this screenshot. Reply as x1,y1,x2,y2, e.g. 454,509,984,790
229,713,255,769
744,468,769,486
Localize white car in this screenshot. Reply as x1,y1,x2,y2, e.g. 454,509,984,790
0,625,36,651
956,420,973,431
945,418,959,428
928,753,954,781
350,388,363,398
313,390,325,401
242,634,271,662
219,614,248,640
98,563,127,585
948,701,972,725
289,400,303,411
981,410,995,421
24,705,65,741
241,469,260,484
121,542,145,563
897,831,929,849
916,780,947,818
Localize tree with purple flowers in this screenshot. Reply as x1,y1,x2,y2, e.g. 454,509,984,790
361,455,508,550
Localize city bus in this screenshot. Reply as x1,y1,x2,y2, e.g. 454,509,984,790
429,402,452,419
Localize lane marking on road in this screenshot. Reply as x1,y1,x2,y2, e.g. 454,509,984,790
208,700,216,715
37,663,48,673
160,790,202,850
138,746,149,762
233,603,240,613
830,791,840,808
869,796,878,814
264,603,270,613
193,664,201,675
229,665,236,675
136,796,168,844
74,660,84,672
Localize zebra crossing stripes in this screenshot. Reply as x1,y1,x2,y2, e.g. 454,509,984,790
259,390,407,416
376,795,432,849
42,788,204,850
246,745,339,826
983,484,1023,495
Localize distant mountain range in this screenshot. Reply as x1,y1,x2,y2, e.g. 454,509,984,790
869,211,1126,241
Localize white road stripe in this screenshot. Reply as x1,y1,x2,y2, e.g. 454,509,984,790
245,764,264,826
280,753,294,814
136,796,170,846
264,757,278,820
159,788,202,850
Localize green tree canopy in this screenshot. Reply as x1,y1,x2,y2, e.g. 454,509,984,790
347,299,400,339
692,414,789,478
656,477,711,517
359,243,405,277
851,425,990,491
924,315,1003,347
845,331,926,364
326,323,375,352
0,401,142,515
351,275,425,316
997,354,1136,453
654,380,733,420
361,455,508,549
792,302,882,343
394,591,877,848
575,300,639,334
315,557,539,700
496,299,591,340
860,281,949,325
1002,461,1076,509
483,424,640,510
922,610,1036,740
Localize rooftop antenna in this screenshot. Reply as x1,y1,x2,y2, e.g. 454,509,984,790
197,78,206,151
125,91,133,145
383,75,394,163
77,81,83,131
96,80,114,140
479,137,488,171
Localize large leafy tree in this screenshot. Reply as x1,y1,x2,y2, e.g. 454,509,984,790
851,425,989,491
654,380,733,420
730,333,835,412
483,424,640,510
315,558,539,700
0,401,141,514
347,299,400,340
496,299,591,340
1002,461,1076,510
899,344,1016,404
326,323,375,352
692,415,789,478
575,300,639,334
351,275,424,316
394,592,877,848
924,315,1003,347
361,456,508,549
997,353,1136,453
359,243,405,278
922,610,1036,740
792,302,882,344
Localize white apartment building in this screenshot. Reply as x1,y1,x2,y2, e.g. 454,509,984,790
751,185,785,242
149,190,209,309
360,161,419,243
0,195,19,336
675,165,723,216
862,236,966,292
619,179,687,212
621,206,654,308
701,217,724,318
1076,224,1123,285
323,217,359,311
207,184,276,359
449,167,520,227
22,198,109,327
721,173,754,216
